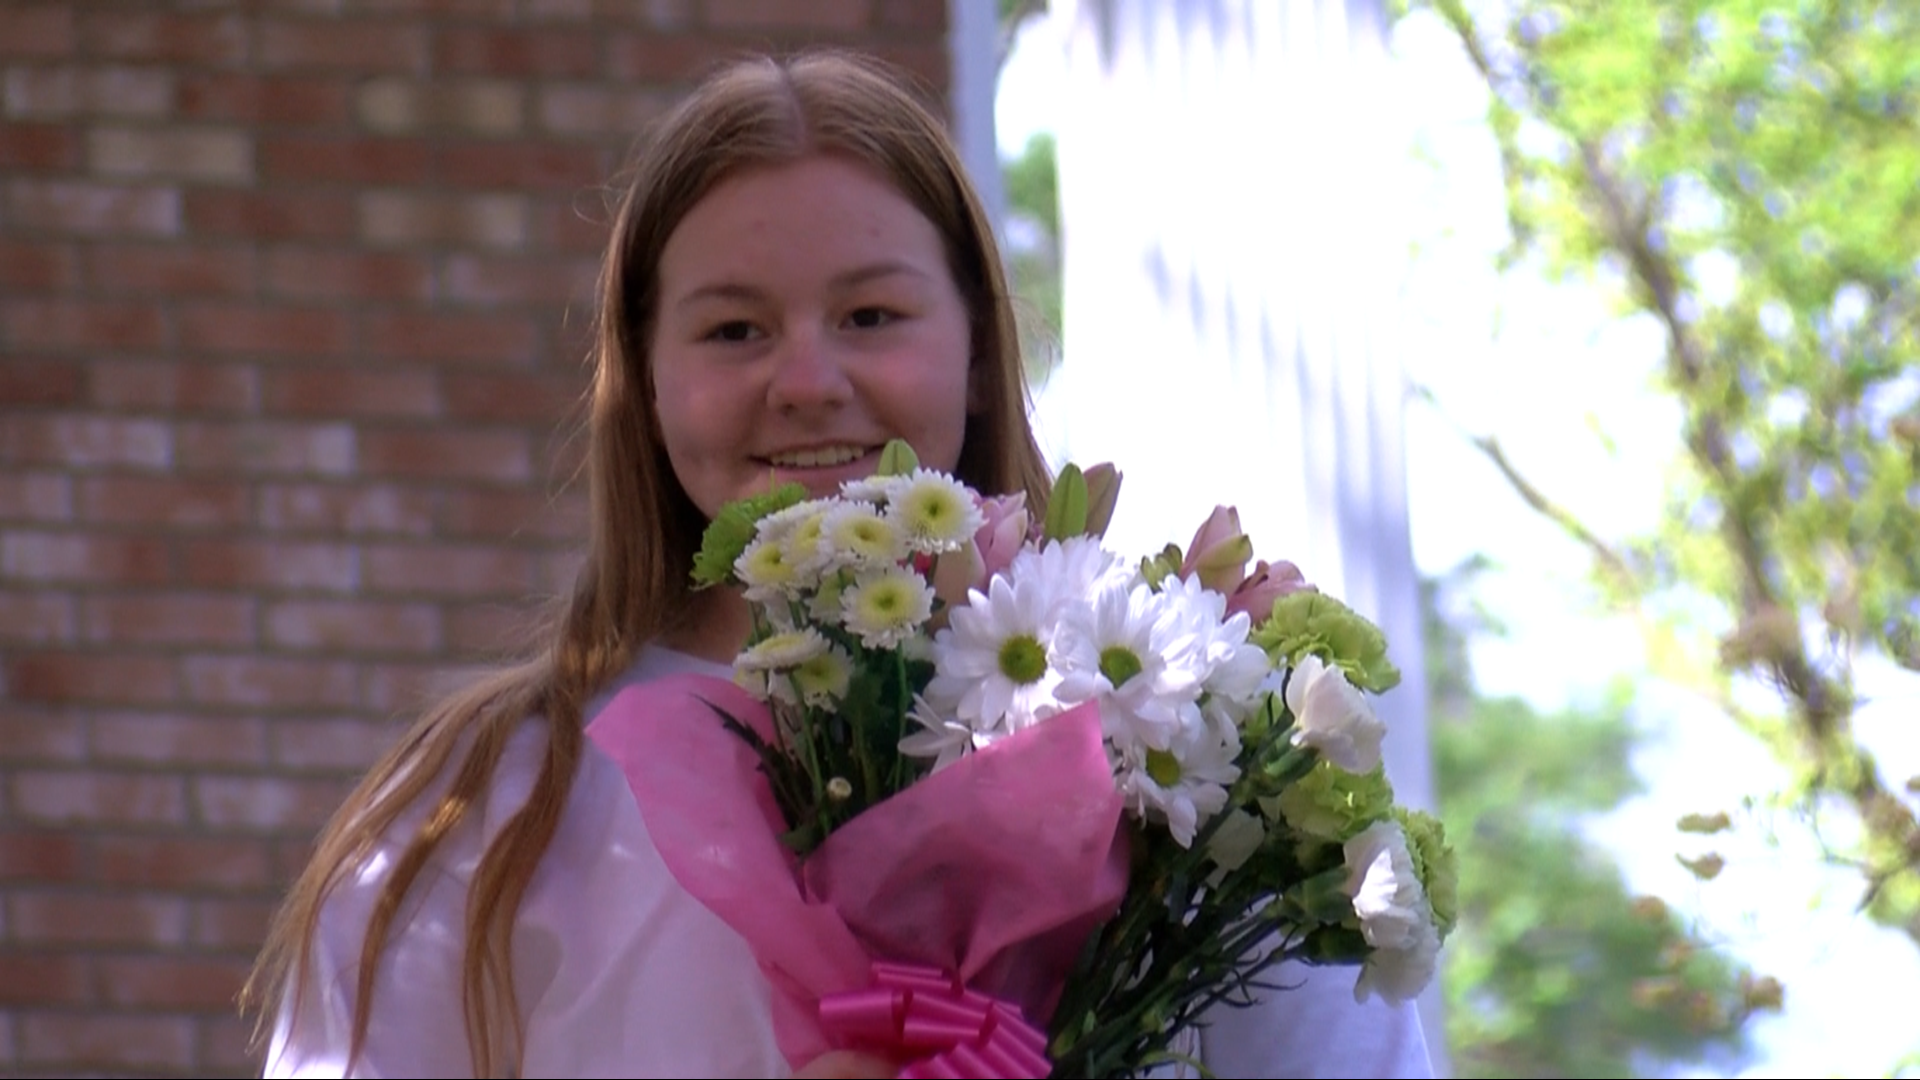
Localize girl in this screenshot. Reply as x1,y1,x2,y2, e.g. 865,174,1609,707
246,49,1431,1079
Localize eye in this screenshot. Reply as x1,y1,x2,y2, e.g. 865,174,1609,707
844,306,899,330
702,319,761,343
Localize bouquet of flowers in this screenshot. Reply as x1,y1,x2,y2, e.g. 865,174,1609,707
586,441,1455,1079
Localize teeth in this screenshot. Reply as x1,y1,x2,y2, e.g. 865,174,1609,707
767,446,866,468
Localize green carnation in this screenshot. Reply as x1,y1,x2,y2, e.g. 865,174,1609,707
1266,760,1396,844
1396,808,1458,939
690,483,807,588
1250,591,1401,693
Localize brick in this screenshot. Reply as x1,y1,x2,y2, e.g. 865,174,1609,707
85,8,250,64
434,26,600,77
266,598,441,653
5,651,179,704
442,370,580,423
194,773,352,831
0,955,91,1006
88,360,260,413
361,659,474,714
356,428,531,483
81,593,258,647
0,121,79,169
437,487,582,541
363,543,537,597
358,190,528,249
0,415,172,469
0,471,74,523
174,420,355,476
356,78,525,136
1,531,173,584
0,239,80,290
2,65,174,119
260,365,439,420
438,252,599,307
190,896,278,950
256,18,428,72
703,0,873,30
202,1012,259,1077
271,715,405,770
2,297,168,352
7,180,181,237
0,5,76,59
0,358,84,406
535,83,675,138
90,126,255,183
262,247,433,303
11,770,188,828
539,545,584,594
95,833,272,891
604,33,763,83
177,303,352,359
17,1012,195,1070
0,590,76,644
95,954,251,1008
443,600,540,655
528,196,610,253
255,482,434,536
77,475,252,529
182,655,359,710
179,538,359,592
360,310,538,365
0,828,89,882
91,711,267,768
178,72,352,126
435,140,605,190
260,133,434,186
876,0,946,31
0,704,87,760
185,189,355,241
86,242,260,296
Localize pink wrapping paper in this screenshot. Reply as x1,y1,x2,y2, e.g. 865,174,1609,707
585,673,1128,1071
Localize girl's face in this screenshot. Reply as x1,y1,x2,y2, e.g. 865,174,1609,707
648,154,976,522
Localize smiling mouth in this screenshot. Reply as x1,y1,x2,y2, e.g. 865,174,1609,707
763,445,872,469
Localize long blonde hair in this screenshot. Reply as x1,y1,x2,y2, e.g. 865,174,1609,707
243,49,1053,1076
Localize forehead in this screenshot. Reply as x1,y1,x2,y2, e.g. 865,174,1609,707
657,155,953,287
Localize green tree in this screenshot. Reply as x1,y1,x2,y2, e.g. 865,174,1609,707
1409,0,1920,946
1426,563,1773,1078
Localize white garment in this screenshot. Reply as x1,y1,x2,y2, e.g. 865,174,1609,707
266,647,1434,1079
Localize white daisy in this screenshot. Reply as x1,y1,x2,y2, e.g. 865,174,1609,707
738,627,829,671
925,570,1070,732
735,537,802,603
839,565,935,650
821,502,909,569
783,641,853,707
886,470,985,553
897,694,997,771
1054,580,1213,747
1113,711,1242,848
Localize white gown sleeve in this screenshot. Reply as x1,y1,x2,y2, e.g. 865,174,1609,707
1197,960,1434,1079
264,722,788,1079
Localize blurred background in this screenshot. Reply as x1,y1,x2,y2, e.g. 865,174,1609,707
2,1,1916,1077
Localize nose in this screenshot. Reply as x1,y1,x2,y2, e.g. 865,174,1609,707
766,325,851,411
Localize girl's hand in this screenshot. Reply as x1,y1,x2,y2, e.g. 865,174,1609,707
793,1049,898,1078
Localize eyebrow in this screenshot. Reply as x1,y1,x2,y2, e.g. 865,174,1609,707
671,260,933,312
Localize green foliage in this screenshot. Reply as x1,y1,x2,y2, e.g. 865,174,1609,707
1410,0,1920,944
1003,133,1065,381
1424,567,1768,1077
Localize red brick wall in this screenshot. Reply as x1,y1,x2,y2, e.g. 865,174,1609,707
0,3,950,1075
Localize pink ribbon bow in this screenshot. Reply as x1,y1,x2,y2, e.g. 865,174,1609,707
819,961,1052,1079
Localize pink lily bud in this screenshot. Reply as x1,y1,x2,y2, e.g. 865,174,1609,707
931,539,985,610
973,492,1031,586
1180,505,1253,594
1225,558,1311,622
